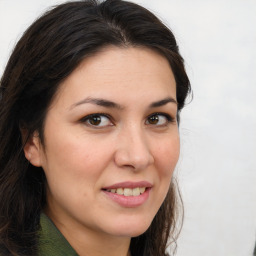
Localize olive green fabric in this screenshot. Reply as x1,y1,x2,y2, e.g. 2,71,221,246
39,213,78,256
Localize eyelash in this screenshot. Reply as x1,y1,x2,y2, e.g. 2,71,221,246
80,113,113,128
80,112,175,128
146,112,175,126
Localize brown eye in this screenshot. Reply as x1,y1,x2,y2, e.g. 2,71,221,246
146,113,172,126
88,115,101,126
148,115,159,125
82,114,113,128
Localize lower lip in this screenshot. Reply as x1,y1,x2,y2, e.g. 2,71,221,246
102,188,151,208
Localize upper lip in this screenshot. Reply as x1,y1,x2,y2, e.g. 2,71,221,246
102,181,153,190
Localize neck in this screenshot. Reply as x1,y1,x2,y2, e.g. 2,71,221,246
70,232,131,256
45,209,131,256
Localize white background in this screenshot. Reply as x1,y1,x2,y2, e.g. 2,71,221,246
0,0,256,255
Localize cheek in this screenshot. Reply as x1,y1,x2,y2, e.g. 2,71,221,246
41,131,112,188
147,136,179,220
41,137,104,210
154,135,180,178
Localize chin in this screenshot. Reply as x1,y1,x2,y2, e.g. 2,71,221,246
108,216,153,238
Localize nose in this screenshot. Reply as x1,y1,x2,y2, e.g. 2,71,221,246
114,126,154,170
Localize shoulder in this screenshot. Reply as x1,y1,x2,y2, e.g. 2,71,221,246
38,213,78,256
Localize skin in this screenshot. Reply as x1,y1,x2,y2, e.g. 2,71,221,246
24,46,180,256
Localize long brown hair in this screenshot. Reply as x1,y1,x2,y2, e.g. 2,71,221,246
0,0,191,255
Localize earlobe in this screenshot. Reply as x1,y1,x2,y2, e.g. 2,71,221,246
22,131,42,167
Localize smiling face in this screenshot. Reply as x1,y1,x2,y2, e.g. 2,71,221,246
25,46,179,250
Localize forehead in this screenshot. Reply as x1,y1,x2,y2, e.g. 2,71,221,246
52,46,176,108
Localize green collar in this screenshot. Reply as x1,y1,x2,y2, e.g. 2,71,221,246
39,213,78,256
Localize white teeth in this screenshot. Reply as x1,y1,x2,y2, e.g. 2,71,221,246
139,187,146,194
132,187,140,196
107,187,147,196
116,188,124,195
124,188,133,196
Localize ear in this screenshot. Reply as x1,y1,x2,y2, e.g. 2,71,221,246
22,130,42,167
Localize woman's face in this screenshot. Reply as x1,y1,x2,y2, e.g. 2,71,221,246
28,46,179,240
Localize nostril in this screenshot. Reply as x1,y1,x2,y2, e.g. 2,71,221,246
114,136,154,170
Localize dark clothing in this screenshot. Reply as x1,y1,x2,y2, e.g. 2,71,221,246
38,213,78,256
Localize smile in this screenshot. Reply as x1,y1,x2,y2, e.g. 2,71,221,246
102,181,152,207
105,187,146,197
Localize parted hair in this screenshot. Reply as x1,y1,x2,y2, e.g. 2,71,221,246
0,0,191,255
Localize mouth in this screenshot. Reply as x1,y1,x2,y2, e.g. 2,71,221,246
103,187,147,197
101,181,152,207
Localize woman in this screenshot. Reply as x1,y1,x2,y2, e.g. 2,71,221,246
0,0,191,255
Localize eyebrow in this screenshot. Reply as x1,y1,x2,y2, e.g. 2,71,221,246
149,97,177,108
70,97,123,110
70,96,177,110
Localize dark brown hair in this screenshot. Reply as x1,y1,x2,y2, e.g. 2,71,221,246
0,0,191,255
